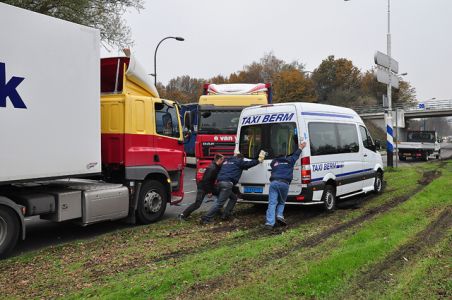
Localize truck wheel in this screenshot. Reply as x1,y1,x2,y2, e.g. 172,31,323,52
374,172,383,194
399,155,406,161
136,180,167,224
0,206,20,259
321,185,336,212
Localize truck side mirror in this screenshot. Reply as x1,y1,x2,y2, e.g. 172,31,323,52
183,111,192,131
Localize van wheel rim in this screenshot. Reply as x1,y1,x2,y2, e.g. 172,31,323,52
144,191,162,214
325,193,334,209
0,216,7,246
376,177,382,191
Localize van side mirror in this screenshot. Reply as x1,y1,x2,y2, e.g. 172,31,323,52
374,140,381,151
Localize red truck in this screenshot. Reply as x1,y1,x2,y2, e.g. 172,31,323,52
195,83,271,181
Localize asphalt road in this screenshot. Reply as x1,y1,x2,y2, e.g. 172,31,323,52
11,167,211,257
10,143,452,257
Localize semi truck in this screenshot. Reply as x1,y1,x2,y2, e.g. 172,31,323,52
195,83,271,181
0,3,189,258
398,131,441,161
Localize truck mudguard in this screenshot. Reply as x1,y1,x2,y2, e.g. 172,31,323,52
125,165,170,181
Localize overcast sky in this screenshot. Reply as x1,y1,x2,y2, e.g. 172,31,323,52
105,0,452,102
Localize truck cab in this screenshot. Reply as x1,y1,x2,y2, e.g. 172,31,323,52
100,55,186,220
195,83,271,181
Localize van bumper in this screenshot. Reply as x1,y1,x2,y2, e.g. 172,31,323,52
239,183,324,206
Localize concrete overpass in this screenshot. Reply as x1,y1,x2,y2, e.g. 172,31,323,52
355,99,452,141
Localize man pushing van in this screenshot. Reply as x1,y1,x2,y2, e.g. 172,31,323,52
201,151,263,224
265,141,306,229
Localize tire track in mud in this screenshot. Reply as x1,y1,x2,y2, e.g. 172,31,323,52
181,169,442,298
90,167,442,284
349,208,452,298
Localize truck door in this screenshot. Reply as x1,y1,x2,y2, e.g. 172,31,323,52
154,102,185,195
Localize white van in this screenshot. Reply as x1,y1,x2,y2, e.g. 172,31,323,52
236,102,384,211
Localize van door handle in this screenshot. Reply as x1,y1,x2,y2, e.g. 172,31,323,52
363,154,368,157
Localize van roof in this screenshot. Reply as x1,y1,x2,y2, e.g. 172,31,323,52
241,102,362,122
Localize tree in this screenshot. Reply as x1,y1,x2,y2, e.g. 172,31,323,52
311,55,361,104
2,0,144,48
272,69,315,103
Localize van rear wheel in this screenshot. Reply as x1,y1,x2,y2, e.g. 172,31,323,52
0,206,20,259
321,185,336,212
136,180,167,224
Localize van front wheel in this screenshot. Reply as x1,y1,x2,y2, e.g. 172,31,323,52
321,185,336,212
374,172,383,194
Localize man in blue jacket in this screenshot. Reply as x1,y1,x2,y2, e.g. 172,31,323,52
265,141,306,229
201,151,262,223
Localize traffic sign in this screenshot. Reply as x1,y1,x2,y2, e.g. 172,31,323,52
374,51,399,73
375,68,399,89
418,103,425,109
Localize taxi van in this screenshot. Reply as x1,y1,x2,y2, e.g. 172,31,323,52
236,102,384,211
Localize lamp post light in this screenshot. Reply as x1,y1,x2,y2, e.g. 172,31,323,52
153,36,184,85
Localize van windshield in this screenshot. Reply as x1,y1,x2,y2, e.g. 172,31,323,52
239,122,298,159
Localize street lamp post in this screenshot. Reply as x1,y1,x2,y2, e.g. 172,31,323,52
153,36,184,86
345,0,395,167
386,0,394,167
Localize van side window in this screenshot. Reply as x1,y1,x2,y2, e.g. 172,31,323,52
309,123,339,156
336,124,359,153
359,126,374,150
155,102,180,138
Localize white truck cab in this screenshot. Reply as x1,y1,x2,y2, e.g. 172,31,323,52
236,102,384,211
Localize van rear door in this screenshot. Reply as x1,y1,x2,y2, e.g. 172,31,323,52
238,104,300,195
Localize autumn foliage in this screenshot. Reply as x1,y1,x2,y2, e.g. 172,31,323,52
159,53,416,109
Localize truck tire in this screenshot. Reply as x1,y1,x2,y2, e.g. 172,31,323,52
136,180,167,224
321,185,336,212
399,155,406,161
0,206,20,259
374,172,383,194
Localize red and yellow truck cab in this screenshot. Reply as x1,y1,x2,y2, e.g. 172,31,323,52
100,54,185,223
195,83,271,181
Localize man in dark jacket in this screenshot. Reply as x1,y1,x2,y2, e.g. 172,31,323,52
178,153,224,220
265,141,306,229
201,152,262,223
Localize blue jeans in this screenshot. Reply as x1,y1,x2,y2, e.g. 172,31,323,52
266,180,289,226
202,181,238,221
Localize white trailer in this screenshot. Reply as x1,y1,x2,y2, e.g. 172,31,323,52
0,3,101,183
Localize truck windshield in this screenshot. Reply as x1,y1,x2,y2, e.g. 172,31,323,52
407,132,435,143
198,110,241,134
239,122,298,159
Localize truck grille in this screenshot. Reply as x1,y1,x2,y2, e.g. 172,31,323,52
202,142,235,157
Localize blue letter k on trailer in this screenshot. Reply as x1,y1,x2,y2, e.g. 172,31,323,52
0,62,27,109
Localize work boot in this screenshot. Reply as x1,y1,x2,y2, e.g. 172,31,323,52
263,224,274,231
276,217,287,227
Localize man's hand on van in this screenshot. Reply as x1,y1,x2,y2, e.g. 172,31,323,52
299,141,307,150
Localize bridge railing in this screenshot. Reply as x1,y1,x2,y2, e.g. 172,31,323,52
354,99,452,115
